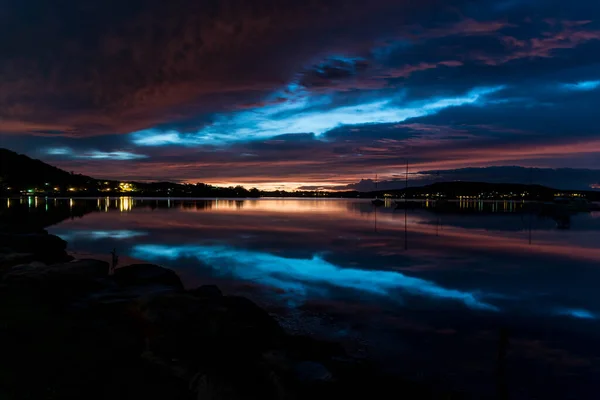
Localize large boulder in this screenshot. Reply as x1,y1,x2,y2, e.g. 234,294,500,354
188,284,222,299
0,232,70,264
193,366,290,400
0,224,47,235
137,293,285,364
284,335,345,362
293,361,333,383
4,259,108,281
0,252,35,271
0,232,66,252
220,296,285,349
113,264,184,291
3,259,111,303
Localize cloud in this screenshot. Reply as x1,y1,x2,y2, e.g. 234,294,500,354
46,147,147,160
556,308,596,320
0,0,453,137
560,80,600,91
131,85,504,146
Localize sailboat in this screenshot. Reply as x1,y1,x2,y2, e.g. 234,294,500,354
371,174,385,206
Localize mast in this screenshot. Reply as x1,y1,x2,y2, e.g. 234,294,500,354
405,160,408,250
528,167,533,245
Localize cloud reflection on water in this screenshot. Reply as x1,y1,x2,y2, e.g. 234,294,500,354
131,244,499,311
58,229,146,241
557,308,596,320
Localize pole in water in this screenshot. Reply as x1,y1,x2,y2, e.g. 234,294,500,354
404,160,408,250
528,167,533,245
374,206,378,233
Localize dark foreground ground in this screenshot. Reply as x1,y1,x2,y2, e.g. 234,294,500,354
0,224,466,400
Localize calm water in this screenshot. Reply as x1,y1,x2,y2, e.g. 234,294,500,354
4,197,600,398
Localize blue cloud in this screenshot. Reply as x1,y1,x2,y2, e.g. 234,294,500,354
130,86,505,147
47,147,71,155
557,308,596,319
45,148,147,160
560,80,600,92
131,244,499,311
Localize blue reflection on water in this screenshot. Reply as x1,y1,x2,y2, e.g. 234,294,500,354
557,308,596,319
58,230,146,241
131,244,499,311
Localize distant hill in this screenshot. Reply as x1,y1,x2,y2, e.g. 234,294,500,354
366,181,600,201
383,181,556,197
1,148,598,200
0,148,95,191
0,148,260,197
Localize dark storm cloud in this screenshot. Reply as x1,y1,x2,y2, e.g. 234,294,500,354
0,0,452,136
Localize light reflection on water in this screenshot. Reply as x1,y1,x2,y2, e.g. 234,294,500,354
4,197,600,398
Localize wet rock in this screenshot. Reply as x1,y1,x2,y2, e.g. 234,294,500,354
3,259,111,303
137,293,285,364
293,361,333,383
113,264,184,291
284,335,345,362
137,293,223,361
0,232,72,265
0,224,47,235
188,284,222,299
220,296,285,342
0,252,35,271
0,232,67,254
4,259,108,282
192,363,290,400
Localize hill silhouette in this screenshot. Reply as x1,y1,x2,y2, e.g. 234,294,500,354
0,148,260,197
0,148,94,191
1,148,597,200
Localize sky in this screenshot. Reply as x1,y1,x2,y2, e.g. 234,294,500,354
1,0,600,190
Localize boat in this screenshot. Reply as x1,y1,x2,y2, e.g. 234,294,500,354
371,174,385,207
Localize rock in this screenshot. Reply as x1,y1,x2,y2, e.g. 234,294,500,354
293,361,333,383
113,264,184,291
0,233,71,264
136,293,285,364
3,259,111,303
192,363,291,400
194,372,240,400
0,232,65,252
188,284,222,299
221,296,284,339
103,361,192,400
285,335,345,362
0,224,47,235
0,252,36,271
4,259,108,282
61,258,110,278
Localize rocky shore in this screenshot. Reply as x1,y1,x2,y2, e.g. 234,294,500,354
0,226,461,399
